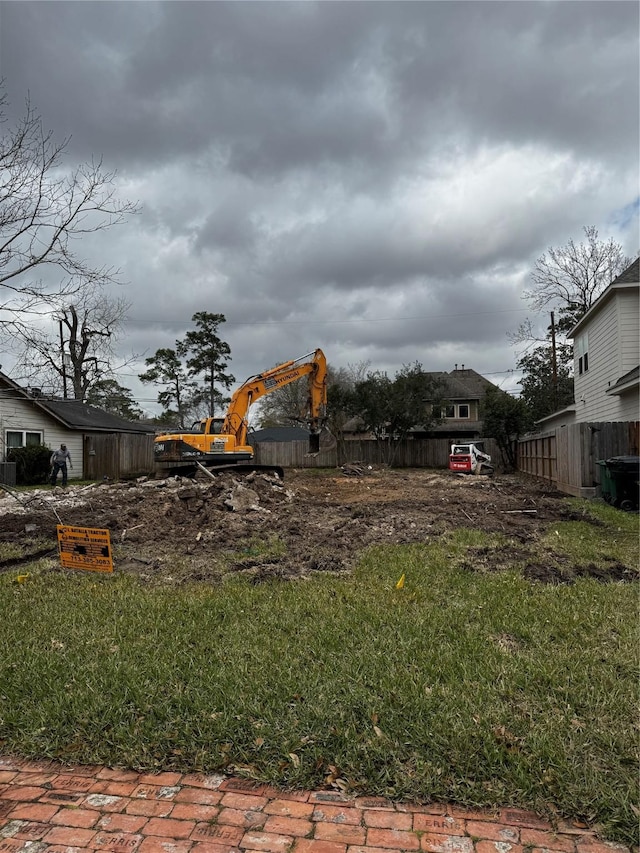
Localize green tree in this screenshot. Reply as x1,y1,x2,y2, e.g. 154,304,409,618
324,364,371,463
139,347,197,428
179,312,234,417
85,378,142,420
481,386,531,469
353,363,444,465
517,343,574,420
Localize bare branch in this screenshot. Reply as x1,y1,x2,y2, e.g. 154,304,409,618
524,226,631,316
7,286,133,401
0,86,138,302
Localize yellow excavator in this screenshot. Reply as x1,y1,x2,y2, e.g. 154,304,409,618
154,349,332,478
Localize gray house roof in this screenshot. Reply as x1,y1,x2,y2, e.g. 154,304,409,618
37,398,155,433
606,365,639,397
0,372,155,434
613,257,639,285
424,367,498,400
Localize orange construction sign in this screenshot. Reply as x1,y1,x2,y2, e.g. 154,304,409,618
56,525,113,573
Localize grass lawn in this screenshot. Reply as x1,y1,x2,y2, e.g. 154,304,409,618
0,498,638,844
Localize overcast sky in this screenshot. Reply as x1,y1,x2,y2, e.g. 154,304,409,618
1,1,638,416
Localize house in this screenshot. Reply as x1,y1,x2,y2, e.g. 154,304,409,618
520,259,639,498
569,258,639,423
533,403,576,433
0,372,156,481
418,365,500,439
341,366,500,440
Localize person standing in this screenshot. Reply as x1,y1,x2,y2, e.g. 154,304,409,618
50,443,73,486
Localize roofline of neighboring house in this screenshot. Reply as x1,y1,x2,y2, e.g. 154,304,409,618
0,374,52,415
38,408,155,434
0,372,154,434
534,403,576,427
570,280,639,338
421,420,484,430
606,366,640,397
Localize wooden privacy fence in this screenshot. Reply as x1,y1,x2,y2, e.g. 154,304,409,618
256,426,638,499
517,421,639,498
84,432,155,480
254,437,502,470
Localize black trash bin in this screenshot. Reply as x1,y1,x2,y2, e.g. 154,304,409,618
600,456,640,511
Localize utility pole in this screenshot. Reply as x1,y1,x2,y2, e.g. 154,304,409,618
550,310,558,411
59,320,68,399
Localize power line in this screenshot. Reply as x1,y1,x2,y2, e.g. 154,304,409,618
128,307,531,327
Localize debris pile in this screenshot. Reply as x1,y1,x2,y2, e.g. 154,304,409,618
341,461,373,477
0,468,634,585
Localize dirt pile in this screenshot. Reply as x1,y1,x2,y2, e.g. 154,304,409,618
0,467,636,584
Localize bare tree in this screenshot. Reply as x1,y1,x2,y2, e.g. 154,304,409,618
512,226,632,349
0,85,137,317
523,226,632,332
11,289,132,400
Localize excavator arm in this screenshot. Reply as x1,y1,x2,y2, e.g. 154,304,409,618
223,349,328,447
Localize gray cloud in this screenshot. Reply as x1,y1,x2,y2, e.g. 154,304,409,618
0,1,637,413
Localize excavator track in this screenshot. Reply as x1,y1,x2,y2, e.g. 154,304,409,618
159,461,285,480
196,462,285,479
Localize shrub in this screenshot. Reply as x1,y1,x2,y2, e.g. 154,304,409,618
7,444,52,485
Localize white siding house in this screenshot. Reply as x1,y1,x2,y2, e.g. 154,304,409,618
0,372,155,482
0,386,84,476
569,259,639,424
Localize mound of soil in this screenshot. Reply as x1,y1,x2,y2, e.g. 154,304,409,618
0,467,636,585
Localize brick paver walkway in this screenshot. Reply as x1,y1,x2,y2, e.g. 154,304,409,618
0,757,632,853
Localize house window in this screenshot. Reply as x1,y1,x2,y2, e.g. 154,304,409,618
576,332,589,375
6,430,43,448
445,405,455,418
458,404,469,419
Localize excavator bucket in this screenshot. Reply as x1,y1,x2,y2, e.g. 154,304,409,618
319,427,337,451
308,427,337,455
